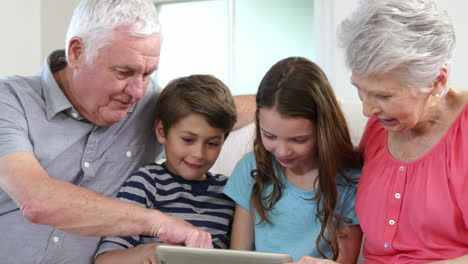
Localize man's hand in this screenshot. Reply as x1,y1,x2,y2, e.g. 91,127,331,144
153,214,213,248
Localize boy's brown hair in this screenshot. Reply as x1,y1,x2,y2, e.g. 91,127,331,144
155,74,237,138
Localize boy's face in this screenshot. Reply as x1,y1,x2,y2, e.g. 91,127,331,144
155,113,226,181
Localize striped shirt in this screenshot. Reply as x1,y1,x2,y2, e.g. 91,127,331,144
95,162,235,257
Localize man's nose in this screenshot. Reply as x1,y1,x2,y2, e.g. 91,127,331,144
124,77,146,101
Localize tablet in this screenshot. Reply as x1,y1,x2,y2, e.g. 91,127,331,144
156,245,292,264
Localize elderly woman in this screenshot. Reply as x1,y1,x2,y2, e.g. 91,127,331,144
288,1,468,264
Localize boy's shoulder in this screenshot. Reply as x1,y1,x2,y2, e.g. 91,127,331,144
135,162,166,175
206,171,230,185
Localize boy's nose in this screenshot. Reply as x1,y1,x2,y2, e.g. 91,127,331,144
191,144,204,159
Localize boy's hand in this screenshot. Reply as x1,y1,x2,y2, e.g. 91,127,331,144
152,214,213,248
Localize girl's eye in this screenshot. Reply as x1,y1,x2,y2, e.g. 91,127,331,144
293,138,307,143
208,141,220,147
263,133,276,140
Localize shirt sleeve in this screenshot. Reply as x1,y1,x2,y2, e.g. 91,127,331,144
451,114,468,227
223,152,256,211
94,168,158,259
336,170,361,226
0,80,33,157
94,235,141,259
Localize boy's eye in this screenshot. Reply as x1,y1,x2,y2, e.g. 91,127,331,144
182,138,193,143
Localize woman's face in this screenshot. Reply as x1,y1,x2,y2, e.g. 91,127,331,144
351,72,435,133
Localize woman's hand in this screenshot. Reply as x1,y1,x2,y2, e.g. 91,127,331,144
286,256,338,264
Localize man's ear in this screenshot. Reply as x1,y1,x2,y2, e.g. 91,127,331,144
67,37,85,69
155,120,166,144
431,65,448,96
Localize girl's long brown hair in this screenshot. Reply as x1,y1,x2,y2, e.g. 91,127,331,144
251,57,362,260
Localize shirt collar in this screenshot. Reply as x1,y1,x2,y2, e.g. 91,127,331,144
41,50,77,120
41,50,135,121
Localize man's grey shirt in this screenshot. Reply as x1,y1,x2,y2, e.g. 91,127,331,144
0,50,162,263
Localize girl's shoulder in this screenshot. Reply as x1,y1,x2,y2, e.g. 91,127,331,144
336,169,361,188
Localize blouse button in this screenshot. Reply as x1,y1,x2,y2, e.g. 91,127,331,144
71,112,78,119
126,151,132,158
395,193,401,199
84,162,90,168
384,242,390,248
399,166,405,171
389,220,395,225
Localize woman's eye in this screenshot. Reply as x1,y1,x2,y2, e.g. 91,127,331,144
377,95,391,100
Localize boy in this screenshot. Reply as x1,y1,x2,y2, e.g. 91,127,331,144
95,75,237,264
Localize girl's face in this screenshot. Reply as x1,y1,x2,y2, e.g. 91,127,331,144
258,107,318,174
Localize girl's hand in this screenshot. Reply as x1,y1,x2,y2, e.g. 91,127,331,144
286,256,338,264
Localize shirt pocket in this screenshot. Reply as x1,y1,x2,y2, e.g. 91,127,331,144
94,143,150,196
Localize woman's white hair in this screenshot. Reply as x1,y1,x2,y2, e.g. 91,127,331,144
338,0,455,90
65,0,160,64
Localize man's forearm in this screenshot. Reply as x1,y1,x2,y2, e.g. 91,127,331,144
232,94,256,130
429,255,468,264
1,152,161,237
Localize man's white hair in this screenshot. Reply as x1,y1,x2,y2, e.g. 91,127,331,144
65,0,160,64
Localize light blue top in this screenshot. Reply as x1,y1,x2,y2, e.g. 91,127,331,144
224,152,360,261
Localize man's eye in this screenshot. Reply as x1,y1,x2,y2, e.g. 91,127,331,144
115,70,132,78
118,71,131,76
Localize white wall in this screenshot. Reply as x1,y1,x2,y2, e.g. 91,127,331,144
0,0,41,76
1,0,467,97
41,0,81,60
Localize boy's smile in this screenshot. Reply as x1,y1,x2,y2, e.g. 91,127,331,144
155,113,225,181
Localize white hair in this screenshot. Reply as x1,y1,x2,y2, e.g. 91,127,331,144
65,0,160,64
338,0,455,90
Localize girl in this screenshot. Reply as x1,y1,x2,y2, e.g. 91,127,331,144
224,57,362,263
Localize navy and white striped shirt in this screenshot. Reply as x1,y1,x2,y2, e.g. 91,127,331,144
95,162,235,257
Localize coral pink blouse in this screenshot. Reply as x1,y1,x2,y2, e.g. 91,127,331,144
356,105,468,264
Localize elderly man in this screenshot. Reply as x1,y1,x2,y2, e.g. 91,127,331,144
0,0,253,263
